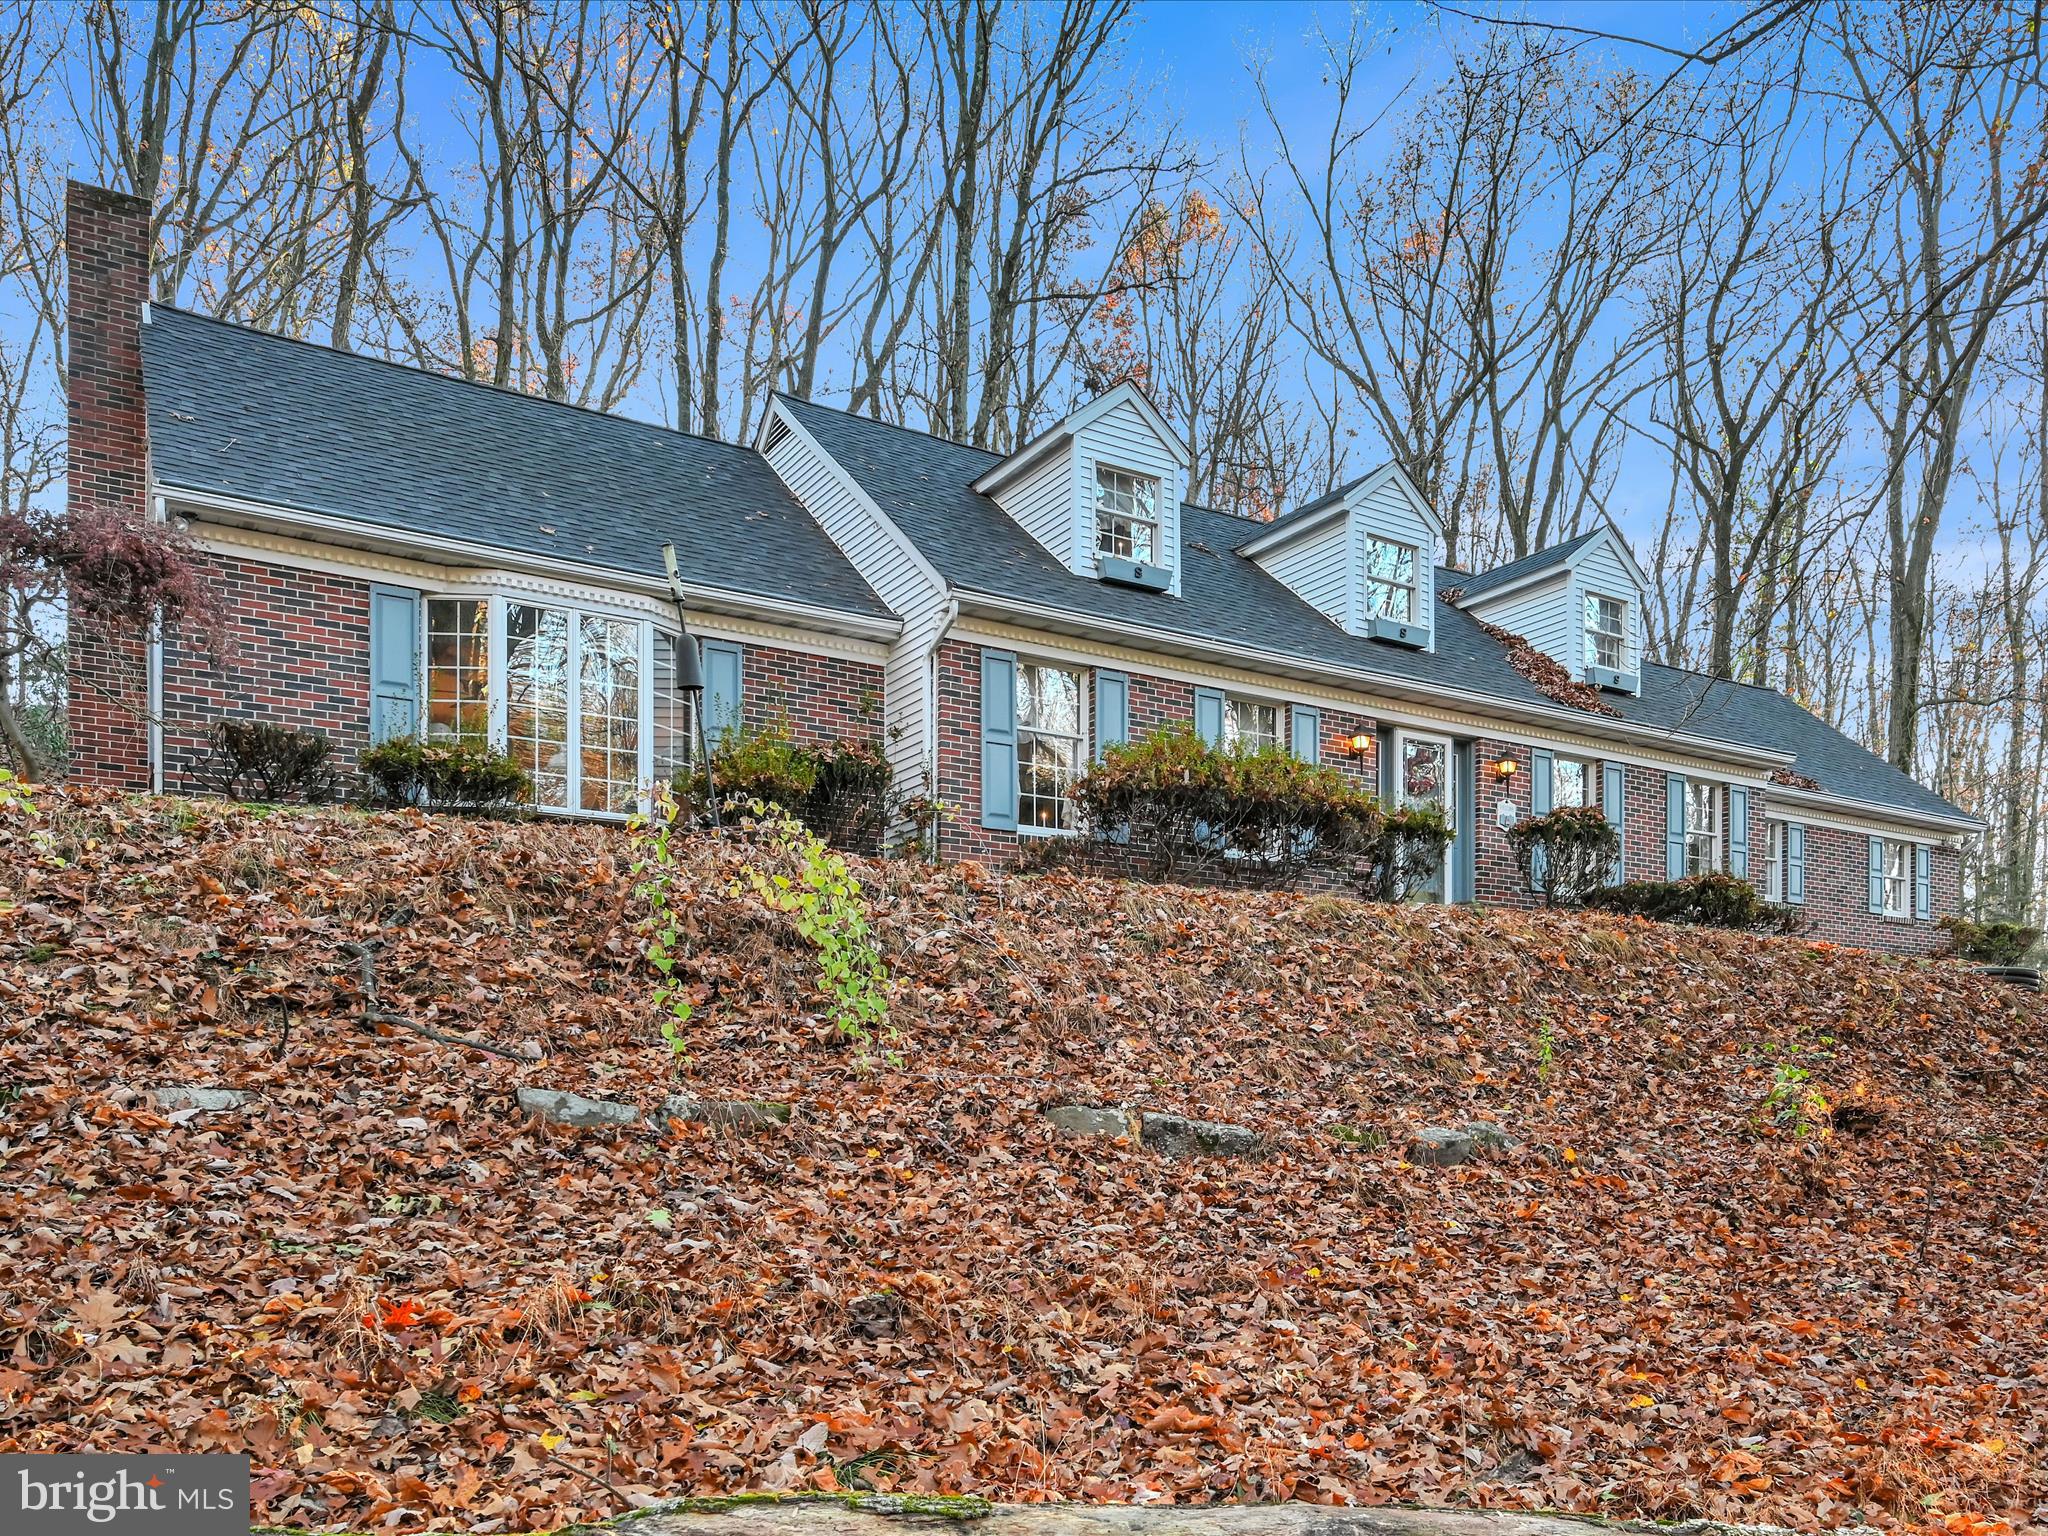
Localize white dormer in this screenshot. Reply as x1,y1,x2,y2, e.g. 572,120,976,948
1452,521,1648,694
1236,463,1443,652
972,382,1190,596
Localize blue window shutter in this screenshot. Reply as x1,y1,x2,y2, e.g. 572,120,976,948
1665,774,1687,880
1914,843,1932,920
1786,824,1805,904
1601,761,1626,884
980,649,1018,831
702,640,743,747
1528,748,1553,891
1867,836,1885,914
1291,705,1321,763
1193,687,1225,747
1094,669,1129,759
1729,787,1750,880
368,585,421,743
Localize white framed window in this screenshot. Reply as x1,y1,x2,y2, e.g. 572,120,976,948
1551,755,1592,809
1365,536,1419,623
1585,593,1627,673
1017,660,1085,831
1221,697,1281,753
1765,820,1786,902
1684,780,1718,876
1094,465,1160,564
421,594,663,817
425,597,491,743
1880,839,1912,917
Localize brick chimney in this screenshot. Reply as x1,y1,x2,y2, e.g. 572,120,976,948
65,180,154,790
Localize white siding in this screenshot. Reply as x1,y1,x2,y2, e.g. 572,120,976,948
989,442,1077,572
1347,474,1439,646
1474,572,1572,664
1070,396,1186,594
1570,536,1641,683
763,411,944,796
1261,521,1349,627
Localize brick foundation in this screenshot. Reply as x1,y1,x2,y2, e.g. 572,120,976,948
65,181,154,791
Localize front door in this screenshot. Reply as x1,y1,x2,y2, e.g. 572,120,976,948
1395,730,1454,901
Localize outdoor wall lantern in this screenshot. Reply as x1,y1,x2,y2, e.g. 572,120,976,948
1493,756,1520,779
1344,733,1373,759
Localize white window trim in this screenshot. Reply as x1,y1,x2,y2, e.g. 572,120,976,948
1014,656,1088,838
1364,534,1421,624
1684,780,1720,877
1584,590,1628,674
1764,819,1786,903
1880,838,1913,919
1092,462,1163,566
1221,695,1283,754
1550,754,1594,810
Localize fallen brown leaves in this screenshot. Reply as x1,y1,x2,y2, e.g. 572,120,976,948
1468,618,1622,716
1,791,2043,1533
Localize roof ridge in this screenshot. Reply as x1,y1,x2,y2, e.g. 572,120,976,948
774,390,1008,465
152,303,753,454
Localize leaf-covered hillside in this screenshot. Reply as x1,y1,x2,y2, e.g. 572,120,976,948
0,792,2043,1534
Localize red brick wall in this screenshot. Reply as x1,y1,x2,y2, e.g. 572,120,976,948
158,553,375,791
1780,818,1953,956
65,181,154,790
738,645,884,745
154,549,882,801
935,638,1378,872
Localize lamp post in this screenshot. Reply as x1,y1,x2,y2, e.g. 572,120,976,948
661,542,719,831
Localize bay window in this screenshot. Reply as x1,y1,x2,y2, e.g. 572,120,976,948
420,593,678,816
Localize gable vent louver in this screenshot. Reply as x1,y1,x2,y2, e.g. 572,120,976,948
763,414,793,455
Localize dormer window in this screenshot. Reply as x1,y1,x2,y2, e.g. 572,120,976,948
1365,536,1419,623
1584,593,1626,674
1094,465,1160,563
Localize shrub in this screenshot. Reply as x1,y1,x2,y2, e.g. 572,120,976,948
1939,915,2041,966
1507,805,1619,906
1355,803,1454,902
200,719,338,803
680,724,892,854
1586,872,1800,934
359,736,531,811
1073,725,1379,883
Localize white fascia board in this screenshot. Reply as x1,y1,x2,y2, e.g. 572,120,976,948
949,589,1794,773
1238,462,1441,561
1457,562,1573,612
159,482,904,644
972,381,1191,498
1234,501,1347,559
1763,783,1982,838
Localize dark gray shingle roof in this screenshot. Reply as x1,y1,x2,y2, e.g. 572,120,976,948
776,396,1967,824
1450,529,1603,602
142,307,894,621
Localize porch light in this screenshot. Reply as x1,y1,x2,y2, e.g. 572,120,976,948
1345,733,1372,758
1494,756,1519,779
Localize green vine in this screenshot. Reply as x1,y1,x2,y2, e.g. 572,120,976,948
734,800,894,1057
628,783,696,1071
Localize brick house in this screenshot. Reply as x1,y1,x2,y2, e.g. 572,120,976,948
64,181,1979,955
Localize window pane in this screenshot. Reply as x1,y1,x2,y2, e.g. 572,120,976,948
506,604,571,809
1400,738,1449,809
1094,467,1160,562
1365,538,1417,622
1553,758,1588,808
1222,699,1279,753
651,632,697,786
1585,594,1626,671
1016,663,1084,830
425,598,489,742
579,615,642,814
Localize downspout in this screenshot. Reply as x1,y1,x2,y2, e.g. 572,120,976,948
921,593,959,852
148,490,164,794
